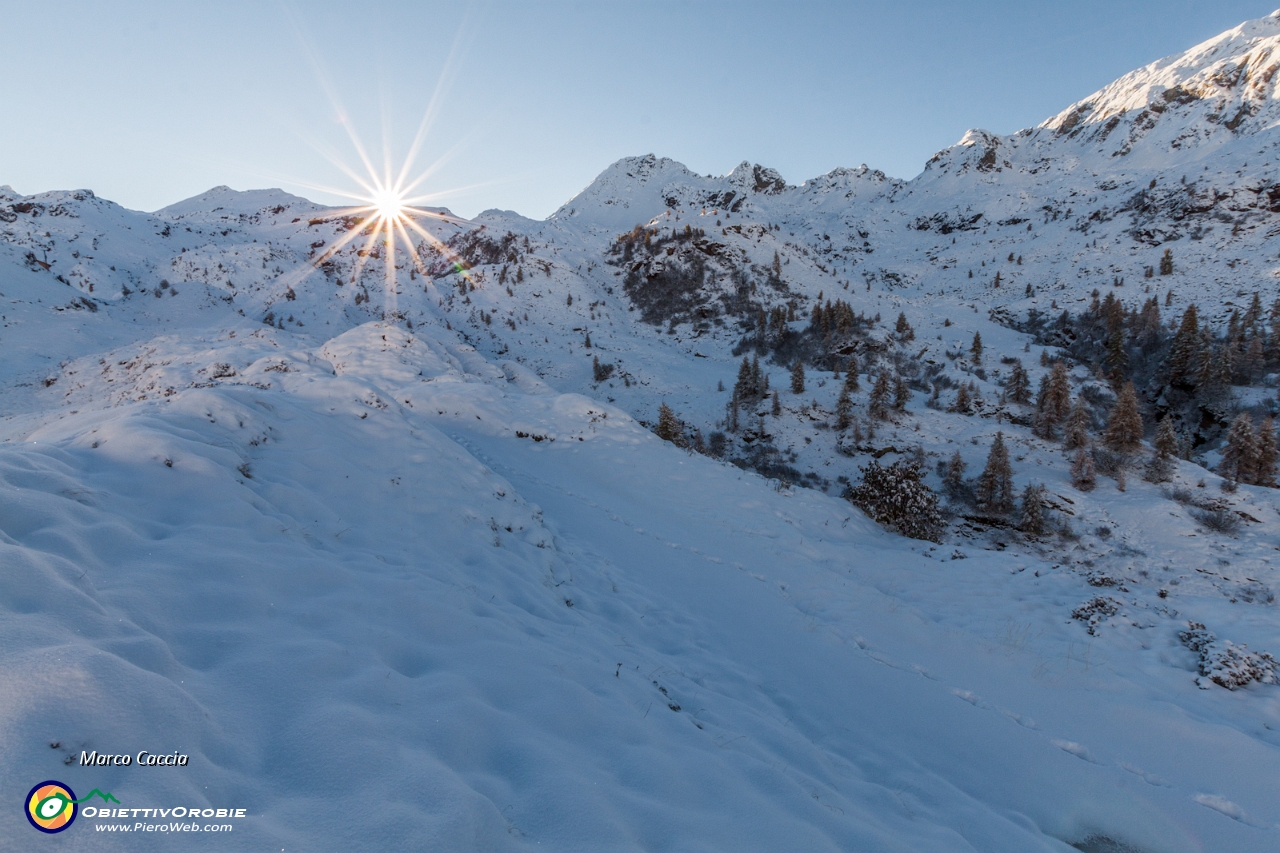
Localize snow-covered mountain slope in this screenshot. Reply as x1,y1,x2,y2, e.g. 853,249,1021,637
5,9,1280,852
4,314,1278,851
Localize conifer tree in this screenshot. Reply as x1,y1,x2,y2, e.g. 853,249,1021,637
1165,304,1200,386
835,387,853,429
1257,416,1278,487
1034,362,1072,438
656,402,682,444
1070,448,1096,491
1103,381,1144,454
1018,483,1049,536
1103,320,1128,389
971,331,984,365
843,358,860,392
950,384,973,415
734,356,753,400
975,432,1015,515
868,371,891,421
1063,398,1091,450
1006,361,1031,405
893,375,911,411
1146,415,1179,483
942,451,967,500
790,360,806,394
1220,413,1259,485
771,390,781,417
1268,297,1280,364
895,312,915,342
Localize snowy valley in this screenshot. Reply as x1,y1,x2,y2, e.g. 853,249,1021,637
5,11,1280,853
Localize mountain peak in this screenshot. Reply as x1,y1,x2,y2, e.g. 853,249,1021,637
1043,8,1280,143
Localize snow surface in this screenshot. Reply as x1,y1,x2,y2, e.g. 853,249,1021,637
4,9,1280,852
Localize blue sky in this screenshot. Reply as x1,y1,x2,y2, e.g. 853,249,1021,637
1,1,1271,217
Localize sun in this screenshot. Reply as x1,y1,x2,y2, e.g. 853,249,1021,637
286,126,475,322
371,189,407,221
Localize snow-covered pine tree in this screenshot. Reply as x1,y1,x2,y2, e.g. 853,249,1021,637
1071,448,1097,491
771,390,781,417
1006,360,1031,405
790,361,806,394
1063,398,1091,450
1146,415,1179,483
1103,319,1128,389
868,372,891,421
847,459,943,542
835,387,852,429
970,331,983,365
656,402,682,444
1034,362,1072,438
949,383,972,415
895,312,915,342
1220,413,1259,485
1257,416,1278,488
843,358,860,392
734,356,753,400
975,432,1015,515
1103,381,1144,454
942,450,968,500
1165,304,1200,387
1018,483,1049,536
893,375,911,412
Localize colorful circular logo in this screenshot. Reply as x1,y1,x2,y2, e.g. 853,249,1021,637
26,781,77,833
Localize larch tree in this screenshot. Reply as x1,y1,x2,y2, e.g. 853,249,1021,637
895,312,915,342
843,358,860,392
1219,413,1259,485
1062,398,1091,450
1146,415,1179,483
892,375,911,412
1165,304,1200,387
1070,448,1097,491
656,402,682,444
1257,416,1278,487
970,331,984,365
835,387,853,430
1006,361,1031,405
868,372,891,421
1018,483,1049,536
942,450,968,500
1103,381,1144,454
975,432,1015,515
790,360,806,394
1034,362,1072,438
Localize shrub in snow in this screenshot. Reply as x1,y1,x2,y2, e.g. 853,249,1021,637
1237,581,1274,604
846,459,943,543
592,356,615,382
1190,506,1241,534
1072,597,1120,635
1179,622,1277,689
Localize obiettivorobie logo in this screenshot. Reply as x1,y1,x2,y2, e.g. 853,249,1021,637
25,781,119,833
25,781,247,835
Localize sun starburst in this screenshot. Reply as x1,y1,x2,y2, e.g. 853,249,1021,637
287,125,478,321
